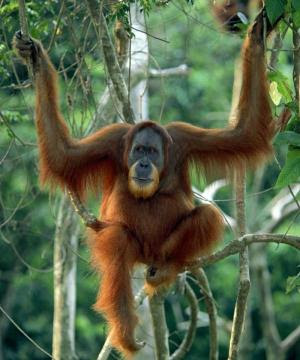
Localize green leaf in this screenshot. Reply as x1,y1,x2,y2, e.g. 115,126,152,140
269,81,282,105
275,149,300,188
266,0,286,25
0,1,18,16
292,0,300,11
268,70,293,103
292,10,300,27
286,274,300,294
275,131,300,146
277,81,293,102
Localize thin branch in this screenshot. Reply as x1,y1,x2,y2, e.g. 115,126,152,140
97,334,111,360
149,290,170,360
149,64,188,78
192,268,218,360
47,0,66,52
85,0,135,124
253,243,282,357
0,140,13,166
234,169,246,237
67,191,103,230
281,326,300,352
293,24,300,114
263,206,298,233
228,249,250,360
130,26,170,43
0,232,54,273
188,234,300,269
170,283,198,360
228,169,250,360
0,179,29,229
0,265,19,336
228,61,249,360
100,14,135,123
269,32,282,69
18,0,34,79
18,0,29,37
0,305,53,359
0,112,35,147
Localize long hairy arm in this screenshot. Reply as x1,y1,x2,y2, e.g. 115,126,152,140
14,32,130,196
166,12,275,178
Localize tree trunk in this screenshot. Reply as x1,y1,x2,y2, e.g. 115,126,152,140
52,194,80,360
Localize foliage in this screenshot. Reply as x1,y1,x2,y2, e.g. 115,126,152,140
275,149,300,188
265,0,300,25
265,0,300,188
286,271,300,294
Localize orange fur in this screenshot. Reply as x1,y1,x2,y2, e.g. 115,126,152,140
14,14,276,358
88,225,142,357
128,162,159,199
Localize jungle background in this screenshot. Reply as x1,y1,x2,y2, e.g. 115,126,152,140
0,0,299,359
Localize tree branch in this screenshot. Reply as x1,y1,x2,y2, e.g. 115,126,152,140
96,334,111,360
18,0,34,80
149,64,188,78
253,243,282,359
228,169,250,360
293,24,300,114
170,283,198,360
149,290,170,360
100,14,135,123
85,0,135,124
269,31,282,69
192,268,218,360
67,191,103,230
281,325,300,352
188,234,300,269
0,305,53,359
